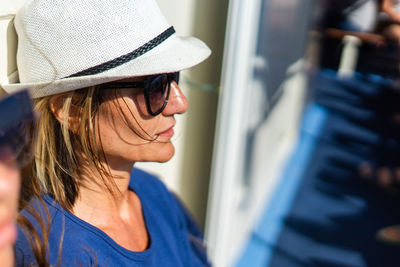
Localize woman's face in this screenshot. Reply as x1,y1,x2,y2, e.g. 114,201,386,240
96,76,188,167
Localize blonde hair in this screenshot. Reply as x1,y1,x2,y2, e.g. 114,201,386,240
17,86,118,266
21,86,118,211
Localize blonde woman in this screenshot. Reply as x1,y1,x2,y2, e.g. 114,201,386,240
1,0,211,265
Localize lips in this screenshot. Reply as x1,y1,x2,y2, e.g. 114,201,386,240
158,126,174,138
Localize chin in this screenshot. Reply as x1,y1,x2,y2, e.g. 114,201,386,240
141,142,175,163
155,145,175,163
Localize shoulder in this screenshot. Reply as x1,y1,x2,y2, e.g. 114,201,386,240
130,168,187,216
16,197,95,266
130,168,204,236
130,168,187,224
130,168,209,264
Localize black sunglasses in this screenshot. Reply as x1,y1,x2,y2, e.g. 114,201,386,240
101,72,180,116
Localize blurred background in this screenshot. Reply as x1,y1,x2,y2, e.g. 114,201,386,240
3,0,400,266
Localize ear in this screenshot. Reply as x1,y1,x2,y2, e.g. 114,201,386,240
49,94,80,133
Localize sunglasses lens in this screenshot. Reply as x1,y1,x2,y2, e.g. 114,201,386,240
171,72,180,84
146,74,169,115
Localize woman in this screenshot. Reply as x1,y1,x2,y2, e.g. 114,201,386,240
1,0,211,265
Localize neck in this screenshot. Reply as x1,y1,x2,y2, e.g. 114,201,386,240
71,160,150,251
73,160,135,214
71,160,150,252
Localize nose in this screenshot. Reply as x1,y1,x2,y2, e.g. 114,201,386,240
162,81,188,115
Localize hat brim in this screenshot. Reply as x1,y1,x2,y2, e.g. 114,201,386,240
1,35,211,98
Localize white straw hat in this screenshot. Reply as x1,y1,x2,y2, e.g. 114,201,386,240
1,0,211,98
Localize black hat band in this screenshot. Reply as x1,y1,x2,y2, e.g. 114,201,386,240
67,26,175,78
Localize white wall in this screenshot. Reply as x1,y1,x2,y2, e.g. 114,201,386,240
0,1,21,83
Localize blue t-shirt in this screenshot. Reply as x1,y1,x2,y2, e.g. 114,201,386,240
16,168,210,266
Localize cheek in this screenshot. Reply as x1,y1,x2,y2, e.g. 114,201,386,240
133,94,148,116
122,96,164,137
95,118,175,163
96,97,160,144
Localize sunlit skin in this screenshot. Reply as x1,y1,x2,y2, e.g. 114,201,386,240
97,78,187,167
69,77,188,251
